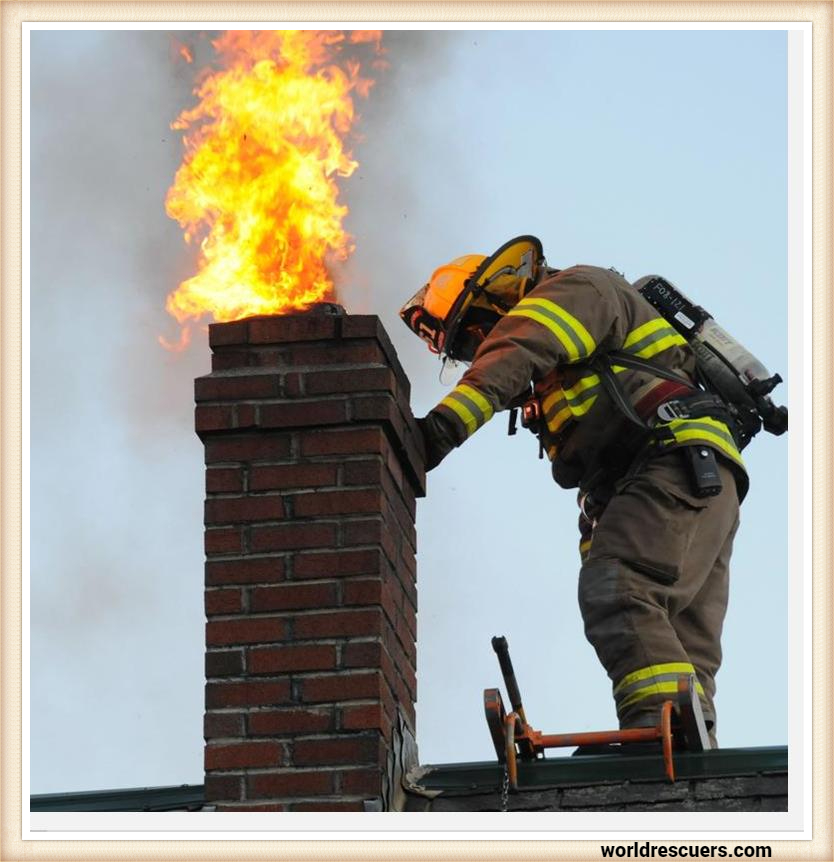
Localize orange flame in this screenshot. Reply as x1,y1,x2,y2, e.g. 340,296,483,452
163,30,383,348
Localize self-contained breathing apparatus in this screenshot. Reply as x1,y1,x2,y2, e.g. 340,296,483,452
633,275,788,447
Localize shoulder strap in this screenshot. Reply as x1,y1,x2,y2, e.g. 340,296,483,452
604,350,695,388
590,355,650,431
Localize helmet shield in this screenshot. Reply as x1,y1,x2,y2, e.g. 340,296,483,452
399,285,446,353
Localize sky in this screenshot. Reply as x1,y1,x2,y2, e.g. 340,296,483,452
28,28,792,794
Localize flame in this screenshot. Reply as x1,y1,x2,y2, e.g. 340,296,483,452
163,30,383,348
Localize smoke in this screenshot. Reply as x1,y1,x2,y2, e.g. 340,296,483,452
336,31,478,407
29,30,211,792
29,28,471,792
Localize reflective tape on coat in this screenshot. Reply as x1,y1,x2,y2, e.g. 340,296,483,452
507,297,596,362
436,383,495,439
658,416,745,469
623,318,688,360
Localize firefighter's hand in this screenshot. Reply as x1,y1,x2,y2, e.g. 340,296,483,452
416,415,451,472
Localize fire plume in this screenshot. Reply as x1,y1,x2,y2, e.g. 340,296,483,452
163,30,382,348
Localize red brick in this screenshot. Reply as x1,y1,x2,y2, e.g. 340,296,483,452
250,522,337,553
258,400,347,430
206,617,287,646
206,467,244,494
204,495,284,525
204,712,245,739
293,609,383,640
381,463,417,521
339,316,380,339
205,773,243,802
206,680,290,709
235,403,257,429
380,629,416,684
217,803,287,811
205,649,245,678
289,801,363,812
195,404,236,433
248,315,338,344
339,767,383,796
204,433,292,464
248,770,334,798
205,528,243,556
293,549,383,579
249,644,337,674
301,427,386,457
342,317,411,400
341,640,382,669
250,582,338,613
292,735,380,767
248,708,333,736
282,341,384,367
195,374,281,402
208,319,250,347
299,367,396,397
345,578,398,628
349,393,399,426
342,578,387,608
211,349,251,370
205,741,284,770
300,672,382,703
206,557,285,586
341,459,383,486
398,605,417,646
291,488,383,518
249,463,337,492
341,517,400,564
340,703,389,733
205,588,243,616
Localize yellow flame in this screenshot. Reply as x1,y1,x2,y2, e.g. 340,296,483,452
163,30,382,348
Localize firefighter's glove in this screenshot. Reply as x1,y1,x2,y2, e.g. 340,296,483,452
415,414,455,472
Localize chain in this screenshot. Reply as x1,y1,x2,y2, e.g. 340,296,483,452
500,764,510,812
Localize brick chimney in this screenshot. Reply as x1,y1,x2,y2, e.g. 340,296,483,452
195,307,425,811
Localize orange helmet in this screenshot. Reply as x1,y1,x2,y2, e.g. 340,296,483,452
422,255,486,320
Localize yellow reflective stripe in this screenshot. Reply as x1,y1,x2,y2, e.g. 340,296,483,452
439,383,494,438
623,317,669,348
508,298,596,361
614,662,697,695
563,373,600,400
507,307,580,361
618,679,706,713
569,395,597,417
579,539,592,553
624,317,687,359
546,404,572,433
439,394,478,437
634,332,688,360
665,417,744,468
541,390,564,414
457,384,494,422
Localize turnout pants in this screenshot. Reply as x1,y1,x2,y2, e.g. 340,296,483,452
578,449,740,741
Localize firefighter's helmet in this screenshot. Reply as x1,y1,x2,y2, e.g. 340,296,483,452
400,235,545,362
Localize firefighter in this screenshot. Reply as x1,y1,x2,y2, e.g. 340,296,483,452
400,236,749,746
